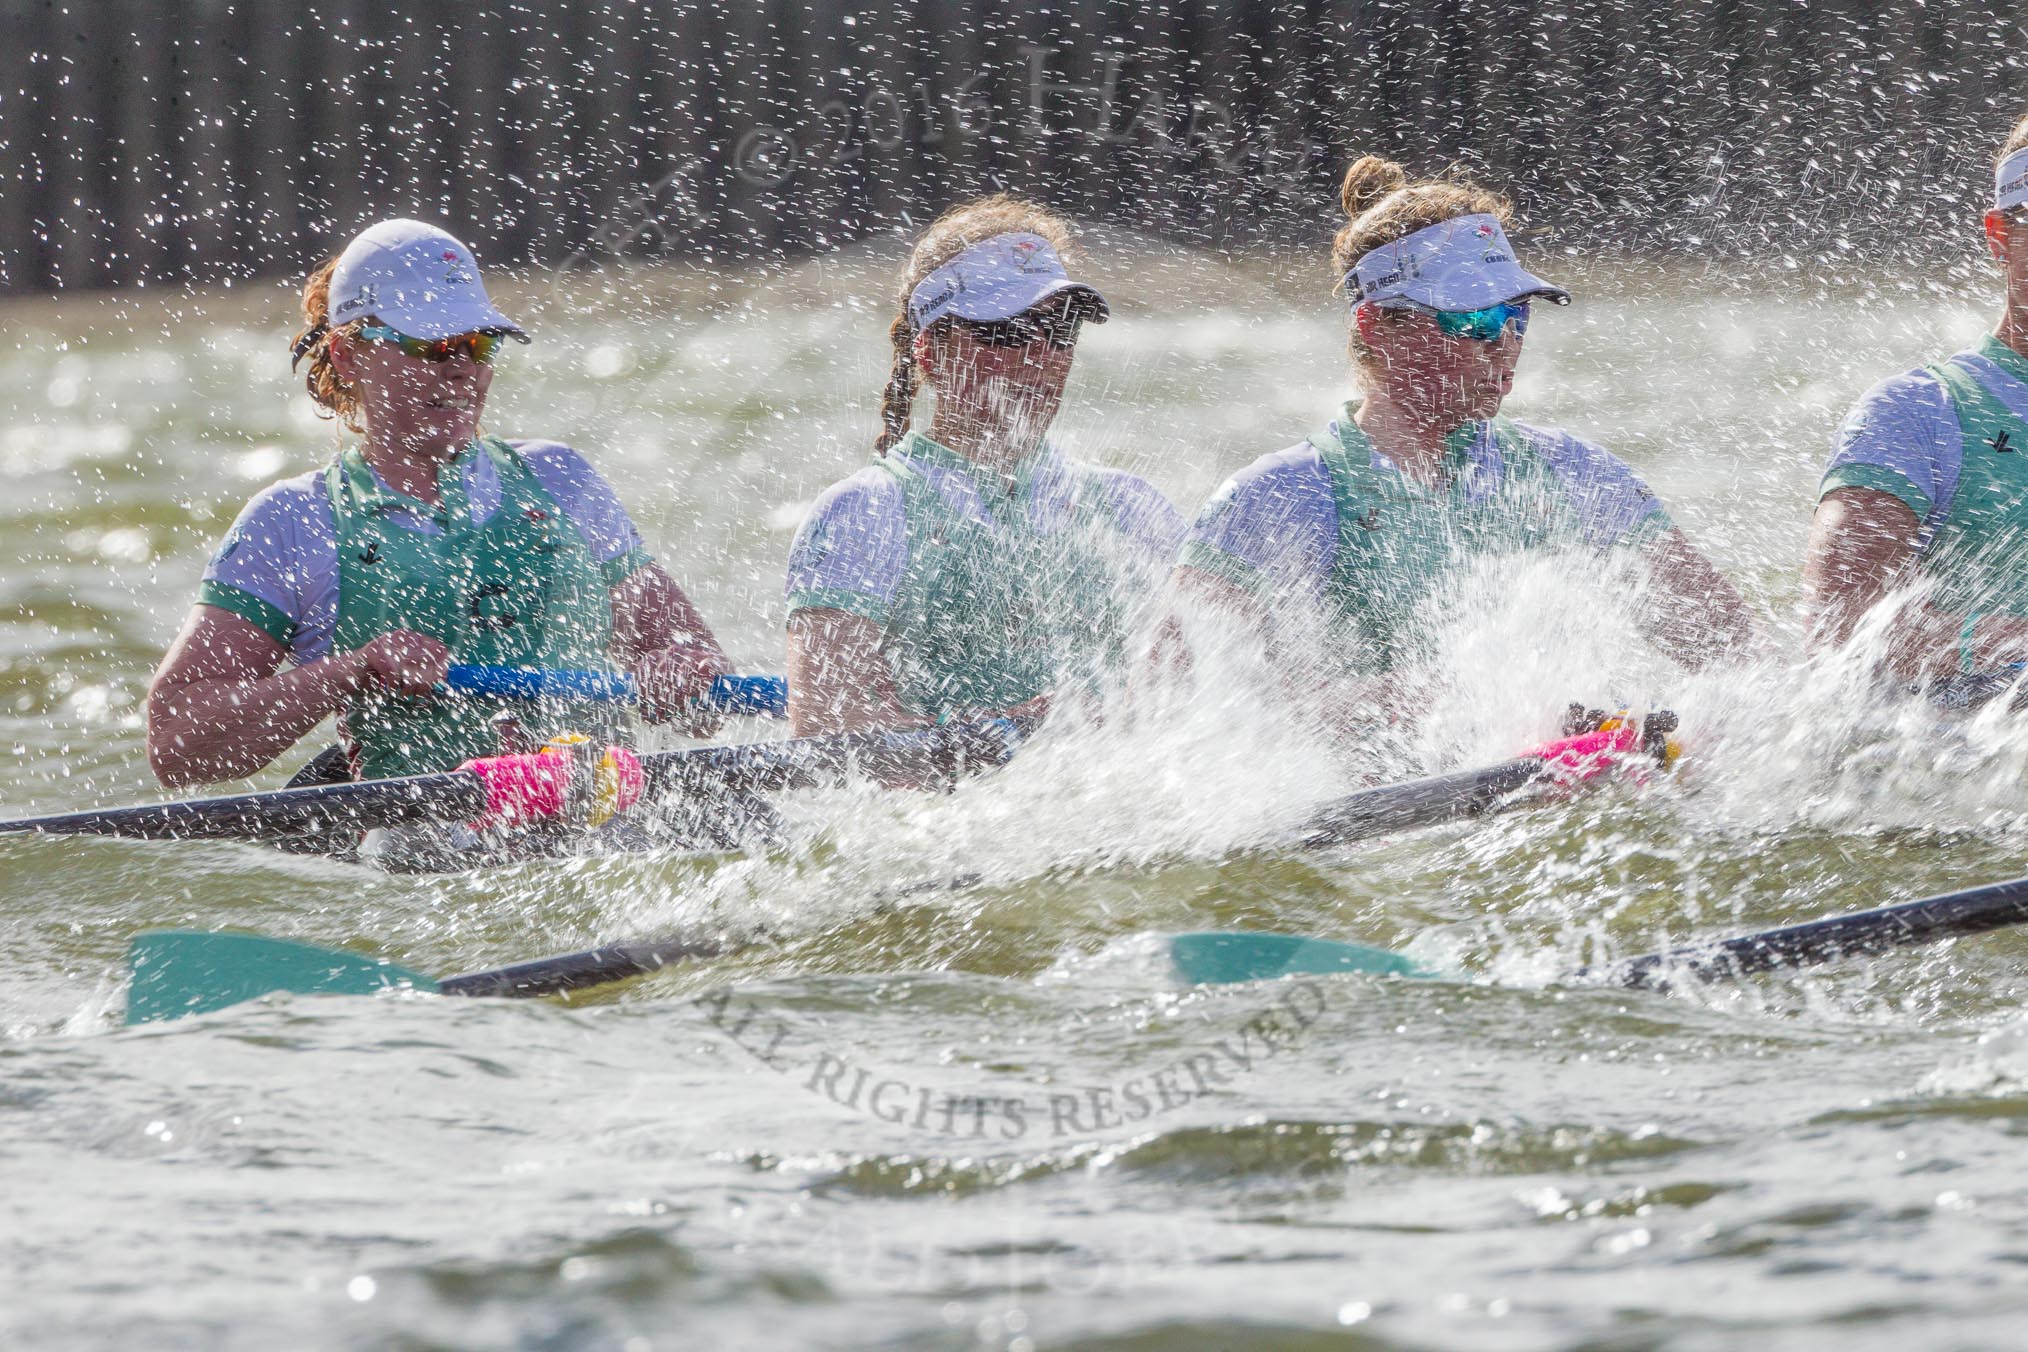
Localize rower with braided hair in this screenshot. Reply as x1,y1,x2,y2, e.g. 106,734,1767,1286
784,195,1183,736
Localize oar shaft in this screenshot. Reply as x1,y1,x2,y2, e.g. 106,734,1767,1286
1606,874,2028,990
1294,757,1543,848
638,715,1031,799
0,716,1030,843
438,934,733,999
0,772,487,842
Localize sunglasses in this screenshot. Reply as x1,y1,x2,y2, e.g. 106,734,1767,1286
952,306,1086,351
1373,299,1531,343
1427,301,1531,343
356,324,502,364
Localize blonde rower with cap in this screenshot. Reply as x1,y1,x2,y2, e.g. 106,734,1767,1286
148,219,733,792
1806,112,2028,681
1174,157,1752,722
785,195,1183,735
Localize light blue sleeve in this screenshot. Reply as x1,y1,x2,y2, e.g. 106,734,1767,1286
784,468,909,625
1090,468,1186,566
196,472,339,662
512,440,653,579
1818,369,1957,525
1518,423,1672,549
1177,444,1336,599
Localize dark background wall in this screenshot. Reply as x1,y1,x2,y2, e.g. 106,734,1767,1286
1,0,2023,295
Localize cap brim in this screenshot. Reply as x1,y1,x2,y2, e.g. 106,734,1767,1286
948,278,1110,325
1511,278,1572,307
372,295,528,342
1402,264,1570,312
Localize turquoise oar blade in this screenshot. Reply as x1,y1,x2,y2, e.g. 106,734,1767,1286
1170,931,1434,985
125,930,440,1026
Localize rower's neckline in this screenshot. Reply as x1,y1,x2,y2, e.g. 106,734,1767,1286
894,430,1060,500
342,439,483,524
1336,401,1483,496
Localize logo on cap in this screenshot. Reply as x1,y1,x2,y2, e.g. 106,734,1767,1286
334,283,377,317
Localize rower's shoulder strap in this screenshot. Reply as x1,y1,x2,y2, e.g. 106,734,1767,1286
1308,420,1388,538
874,451,918,487
475,434,538,486
1927,355,1998,429
323,450,376,529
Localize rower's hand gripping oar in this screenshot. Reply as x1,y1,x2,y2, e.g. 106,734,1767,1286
0,715,1033,844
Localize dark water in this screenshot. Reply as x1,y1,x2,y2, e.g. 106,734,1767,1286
4,249,2027,1350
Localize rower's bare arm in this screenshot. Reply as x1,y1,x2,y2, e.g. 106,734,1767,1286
1798,486,2025,680
1637,528,1759,670
1802,487,1918,650
608,564,732,727
145,607,437,786
786,609,927,737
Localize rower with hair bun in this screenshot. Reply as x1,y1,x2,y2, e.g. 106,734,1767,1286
148,219,736,797
1806,111,2028,685
1173,156,1754,727
784,194,1183,737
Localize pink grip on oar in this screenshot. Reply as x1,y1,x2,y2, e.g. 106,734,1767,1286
606,747,643,813
461,750,572,825
459,743,646,827
1522,724,1639,784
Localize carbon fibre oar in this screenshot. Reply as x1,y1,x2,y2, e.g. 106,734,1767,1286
1289,757,1546,848
1291,709,1678,849
1174,874,2028,990
124,928,737,1025
1597,873,2028,990
0,715,1030,844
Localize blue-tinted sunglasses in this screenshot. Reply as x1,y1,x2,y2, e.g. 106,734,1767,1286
1377,299,1531,343
1432,300,1530,342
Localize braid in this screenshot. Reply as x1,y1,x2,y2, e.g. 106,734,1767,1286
872,309,916,456
877,194,1078,455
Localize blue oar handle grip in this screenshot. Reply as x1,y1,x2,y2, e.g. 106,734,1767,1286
442,666,787,717
708,674,788,717
445,665,636,702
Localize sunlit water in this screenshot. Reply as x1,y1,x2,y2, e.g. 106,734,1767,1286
4,241,2028,1349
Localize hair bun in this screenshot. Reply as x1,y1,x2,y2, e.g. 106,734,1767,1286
1340,156,1409,222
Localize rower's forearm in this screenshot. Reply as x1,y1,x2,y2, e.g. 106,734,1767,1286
147,655,364,786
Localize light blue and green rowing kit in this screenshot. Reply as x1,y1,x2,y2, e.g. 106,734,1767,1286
1180,402,1674,673
785,432,1184,718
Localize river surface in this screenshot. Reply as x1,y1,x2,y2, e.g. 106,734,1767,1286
5,244,2028,1350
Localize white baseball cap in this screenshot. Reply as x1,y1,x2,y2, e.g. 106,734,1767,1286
906,232,1109,332
1344,214,1570,312
1996,147,2028,212
326,219,528,341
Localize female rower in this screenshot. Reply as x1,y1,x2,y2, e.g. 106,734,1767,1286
1804,112,2028,683
1173,157,1752,724
147,219,732,790
784,195,1183,736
